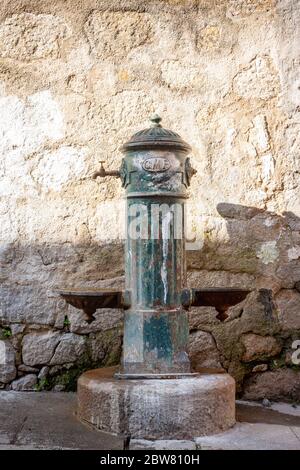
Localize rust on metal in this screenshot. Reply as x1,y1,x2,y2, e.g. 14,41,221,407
56,288,123,323
190,288,250,321
93,161,120,179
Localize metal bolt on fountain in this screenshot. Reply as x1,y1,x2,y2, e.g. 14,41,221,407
57,116,250,439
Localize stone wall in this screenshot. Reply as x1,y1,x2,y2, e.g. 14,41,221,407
0,0,299,400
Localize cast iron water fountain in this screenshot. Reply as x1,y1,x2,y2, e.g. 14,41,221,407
57,116,250,438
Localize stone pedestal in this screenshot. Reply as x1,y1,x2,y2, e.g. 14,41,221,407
77,367,236,440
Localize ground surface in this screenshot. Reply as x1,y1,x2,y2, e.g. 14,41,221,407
0,392,299,450
0,391,123,450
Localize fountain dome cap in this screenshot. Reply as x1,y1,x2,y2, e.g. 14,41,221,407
120,114,192,153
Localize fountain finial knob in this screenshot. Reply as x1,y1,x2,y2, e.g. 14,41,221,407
150,114,162,127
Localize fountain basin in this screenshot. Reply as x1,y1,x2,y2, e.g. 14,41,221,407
77,366,236,439
190,288,250,321
56,288,124,323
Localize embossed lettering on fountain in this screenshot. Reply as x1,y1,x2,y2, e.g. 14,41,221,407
142,154,171,172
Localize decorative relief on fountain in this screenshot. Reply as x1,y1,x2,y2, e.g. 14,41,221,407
119,159,129,188
184,157,197,187
142,155,171,172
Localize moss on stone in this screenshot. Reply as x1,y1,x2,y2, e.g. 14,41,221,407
46,328,123,391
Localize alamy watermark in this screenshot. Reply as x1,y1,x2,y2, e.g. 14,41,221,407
22,199,205,250
0,341,6,365
127,202,203,250
291,340,300,365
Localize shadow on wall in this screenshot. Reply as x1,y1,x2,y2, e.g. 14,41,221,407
0,241,125,391
187,202,300,402
188,202,300,290
0,203,299,399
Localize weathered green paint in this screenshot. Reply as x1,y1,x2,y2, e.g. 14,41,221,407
58,116,249,378
58,116,195,377
119,116,195,376
144,316,173,359
58,115,250,379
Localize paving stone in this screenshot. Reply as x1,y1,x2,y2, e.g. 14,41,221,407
131,439,196,450
195,423,300,450
11,374,37,391
0,391,122,449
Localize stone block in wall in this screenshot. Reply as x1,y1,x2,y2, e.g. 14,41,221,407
189,307,220,331
22,331,61,366
50,333,86,365
18,364,39,374
188,330,223,370
186,208,289,276
0,13,71,61
187,269,255,290
227,0,275,19
38,366,49,380
232,56,280,101
242,369,300,401
252,364,268,372
11,374,37,391
276,262,300,289
1,284,59,326
160,61,199,90
0,340,16,383
10,324,26,335
84,11,153,60
48,362,75,377
87,329,122,365
206,290,280,346
275,290,300,332
241,333,282,362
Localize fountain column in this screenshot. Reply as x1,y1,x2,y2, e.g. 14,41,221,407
58,115,250,440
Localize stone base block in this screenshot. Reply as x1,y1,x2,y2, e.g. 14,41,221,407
77,367,236,440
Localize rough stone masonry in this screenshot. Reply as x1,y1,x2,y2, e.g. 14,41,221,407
0,0,299,400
